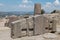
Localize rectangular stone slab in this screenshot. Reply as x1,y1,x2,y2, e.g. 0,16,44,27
11,19,27,38
43,17,50,33
11,22,21,38
26,17,34,36
33,15,45,35
52,20,56,32
26,17,34,29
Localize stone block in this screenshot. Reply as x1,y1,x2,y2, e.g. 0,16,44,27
28,31,33,36
11,19,27,38
20,19,27,29
33,15,45,35
52,20,56,32
21,31,27,36
42,17,50,33
26,17,34,29
26,17,34,36
11,22,21,38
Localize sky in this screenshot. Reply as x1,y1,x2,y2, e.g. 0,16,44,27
0,0,60,12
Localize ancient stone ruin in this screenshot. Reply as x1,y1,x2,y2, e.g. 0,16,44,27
10,15,56,39
4,3,57,39
34,3,41,15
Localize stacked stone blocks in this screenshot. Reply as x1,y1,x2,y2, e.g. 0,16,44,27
10,15,56,39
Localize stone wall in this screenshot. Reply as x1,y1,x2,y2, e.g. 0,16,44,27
10,15,56,39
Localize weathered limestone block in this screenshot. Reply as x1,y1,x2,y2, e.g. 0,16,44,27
42,17,50,33
52,20,56,32
26,17,34,29
33,15,45,35
11,19,27,38
11,22,21,38
20,19,27,29
47,19,56,33
21,31,27,36
26,17,34,36
20,19,28,36
28,31,33,36
49,23,53,29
